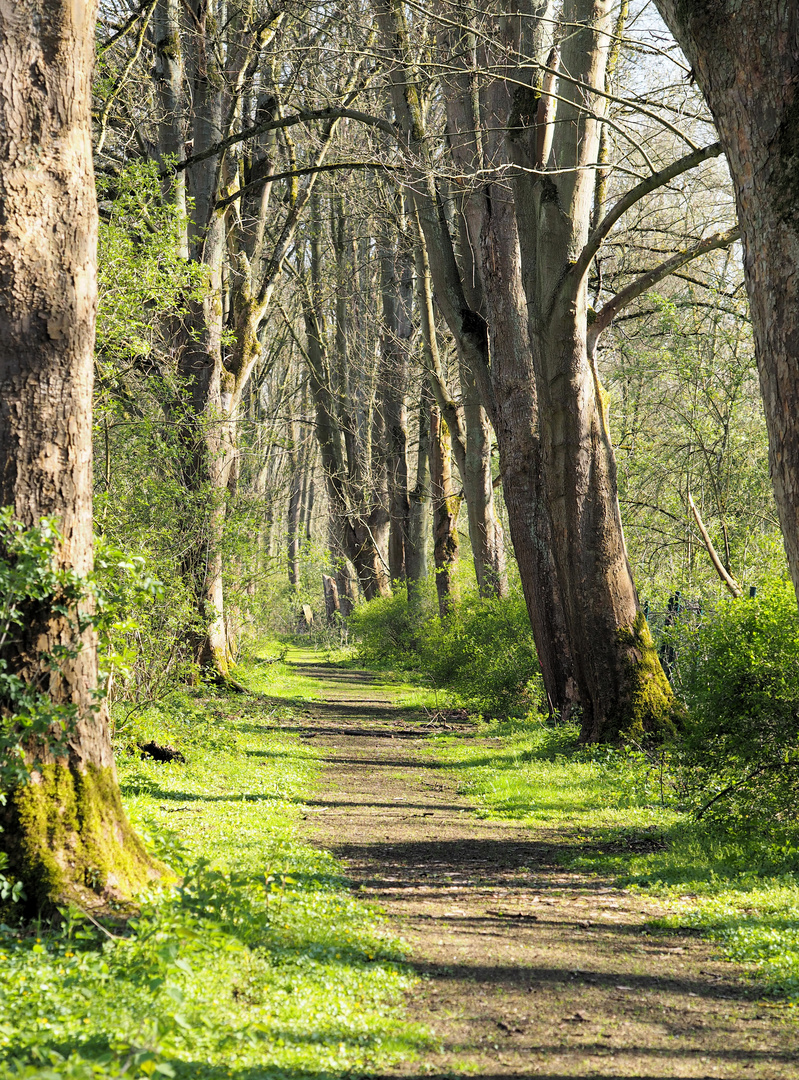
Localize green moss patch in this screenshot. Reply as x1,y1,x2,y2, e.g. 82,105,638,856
8,762,162,913
615,611,678,742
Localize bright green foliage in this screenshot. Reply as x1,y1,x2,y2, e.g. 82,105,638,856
0,511,87,784
0,512,164,784
350,583,545,716
0,658,428,1078
609,275,784,598
93,164,213,700
95,161,205,371
442,719,675,826
669,580,799,842
653,878,799,1001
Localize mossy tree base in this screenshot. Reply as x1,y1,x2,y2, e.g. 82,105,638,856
2,762,165,915
579,612,679,745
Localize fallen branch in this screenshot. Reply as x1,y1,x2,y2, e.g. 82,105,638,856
688,492,741,597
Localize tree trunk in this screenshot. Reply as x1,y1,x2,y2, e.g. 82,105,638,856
0,0,159,910
511,0,673,741
175,294,233,677
407,379,432,600
301,194,392,601
653,0,799,611
287,420,302,590
379,218,413,583
430,405,461,617
322,574,341,624
336,561,357,616
480,193,579,717
459,363,508,598
436,2,577,713
375,0,507,598
153,0,188,257
169,1,235,679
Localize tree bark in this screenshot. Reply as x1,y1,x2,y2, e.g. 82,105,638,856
436,0,577,713
0,0,159,909
299,202,391,601
653,0,799,612
169,0,236,679
335,561,357,616
459,360,509,598
378,214,413,583
407,378,432,599
153,0,188,256
322,574,341,623
375,0,508,598
480,194,579,717
510,0,674,741
430,405,461,617
287,418,303,590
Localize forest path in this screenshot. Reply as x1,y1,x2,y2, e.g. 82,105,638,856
289,649,798,1078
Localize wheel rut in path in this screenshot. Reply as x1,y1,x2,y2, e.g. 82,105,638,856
293,661,799,1078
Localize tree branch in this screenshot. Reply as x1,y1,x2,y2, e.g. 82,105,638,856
215,160,399,210
576,141,723,283
97,1,153,56
688,492,741,597
177,107,397,174
588,225,741,350
95,0,158,153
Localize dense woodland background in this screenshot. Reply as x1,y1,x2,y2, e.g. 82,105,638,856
90,0,777,692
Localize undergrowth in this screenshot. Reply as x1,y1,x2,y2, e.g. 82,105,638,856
0,648,428,1079
350,580,544,717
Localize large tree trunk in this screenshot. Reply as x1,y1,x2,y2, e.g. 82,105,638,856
437,1,577,713
480,194,579,717
511,0,673,741
653,1,799,611
0,0,159,910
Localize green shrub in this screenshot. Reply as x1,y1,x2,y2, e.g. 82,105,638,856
351,583,544,717
349,586,432,668
672,580,799,844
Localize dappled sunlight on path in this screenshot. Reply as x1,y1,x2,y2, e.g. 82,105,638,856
292,650,799,1079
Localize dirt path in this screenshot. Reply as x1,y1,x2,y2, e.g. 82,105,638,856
292,657,798,1078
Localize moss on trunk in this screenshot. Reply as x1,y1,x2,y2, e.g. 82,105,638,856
581,612,679,744
3,762,165,914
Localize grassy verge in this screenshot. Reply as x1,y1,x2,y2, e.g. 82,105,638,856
429,715,799,1006
0,647,429,1079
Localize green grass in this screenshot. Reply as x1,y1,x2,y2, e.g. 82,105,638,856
0,650,431,1079
430,714,799,1004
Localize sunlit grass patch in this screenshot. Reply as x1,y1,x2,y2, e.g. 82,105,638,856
430,716,799,1003
0,657,430,1079
647,877,799,1001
